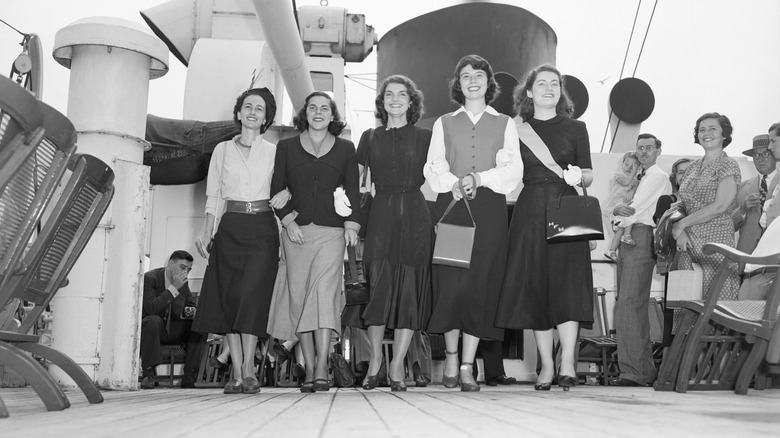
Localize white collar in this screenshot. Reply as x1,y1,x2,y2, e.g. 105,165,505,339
453,105,499,118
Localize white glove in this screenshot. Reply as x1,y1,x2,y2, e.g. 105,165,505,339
562,164,583,187
333,187,352,217
429,157,449,175
495,149,515,167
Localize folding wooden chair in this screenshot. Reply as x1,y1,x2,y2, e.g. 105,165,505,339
578,287,619,385
655,243,780,395
0,101,78,308
0,153,114,417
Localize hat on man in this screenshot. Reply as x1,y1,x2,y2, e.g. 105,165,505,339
743,134,770,157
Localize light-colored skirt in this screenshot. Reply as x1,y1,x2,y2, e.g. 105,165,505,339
267,224,345,341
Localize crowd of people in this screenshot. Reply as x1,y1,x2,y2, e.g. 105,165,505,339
139,53,780,394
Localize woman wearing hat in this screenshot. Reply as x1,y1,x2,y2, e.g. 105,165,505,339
671,112,741,300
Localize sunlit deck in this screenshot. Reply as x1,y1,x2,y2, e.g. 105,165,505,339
2,383,779,437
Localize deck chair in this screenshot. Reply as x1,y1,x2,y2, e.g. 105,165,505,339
0,77,48,297
578,287,619,385
655,243,780,395
0,102,78,308
0,154,114,417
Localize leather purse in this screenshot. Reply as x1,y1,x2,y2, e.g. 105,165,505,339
654,206,686,260
546,185,605,243
357,129,375,238
432,181,476,269
344,245,370,305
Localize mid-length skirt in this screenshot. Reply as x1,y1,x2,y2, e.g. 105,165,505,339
192,211,279,338
427,188,508,341
267,224,345,341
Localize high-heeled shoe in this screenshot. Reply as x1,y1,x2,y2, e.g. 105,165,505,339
558,375,577,391
390,379,407,392
459,363,480,392
441,350,459,388
534,381,552,391
362,374,378,390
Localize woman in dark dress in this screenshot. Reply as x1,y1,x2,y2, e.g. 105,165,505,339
193,88,286,395
424,55,523,392
496,65,594,391
267,91,360,392
358,75,433,392
653,157,692,223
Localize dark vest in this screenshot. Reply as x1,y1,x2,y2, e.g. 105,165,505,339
441,111,508,177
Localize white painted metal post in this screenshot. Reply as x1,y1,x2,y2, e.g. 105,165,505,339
50,17,168,390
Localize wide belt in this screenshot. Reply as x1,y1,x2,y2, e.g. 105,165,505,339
225,199,271,214
742,266,779,280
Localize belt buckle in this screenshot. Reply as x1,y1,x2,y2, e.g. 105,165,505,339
245,202,252,213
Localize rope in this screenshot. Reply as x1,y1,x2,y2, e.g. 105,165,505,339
632,0,659,77
600,0,643,153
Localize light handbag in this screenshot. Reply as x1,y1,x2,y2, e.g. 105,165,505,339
344,245,369,306
546,185,605,243
515,117,603,244
666,263,703,301
432,182,476,269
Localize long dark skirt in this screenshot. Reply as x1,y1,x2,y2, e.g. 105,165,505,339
427,188,508,341
193,211,279,338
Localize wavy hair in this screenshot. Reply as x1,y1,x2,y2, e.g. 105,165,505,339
448,54,499,106
374,75,424,125
694,112,733,148
514,64,574,122
293,91,347,136
233,87,276,133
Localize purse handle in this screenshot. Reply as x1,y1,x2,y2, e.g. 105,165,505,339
346,245,360,285
438,178,476,228
360,128,375,191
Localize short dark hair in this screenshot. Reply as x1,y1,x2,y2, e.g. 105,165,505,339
514,64,574,122
232,87,276,133
293,91,347,136
694,112,733,148
448,54,500,106
374,75,425,125
637,133,662,148
769,122,780,136
169,250,193,263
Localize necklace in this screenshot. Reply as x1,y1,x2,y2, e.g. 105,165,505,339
234,136,252,148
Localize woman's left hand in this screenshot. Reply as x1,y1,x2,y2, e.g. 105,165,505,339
344,228,358,246
270,189,291,209
675,230,691,252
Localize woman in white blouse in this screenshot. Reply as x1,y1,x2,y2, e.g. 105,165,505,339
193,87,288,395
424,54,523,392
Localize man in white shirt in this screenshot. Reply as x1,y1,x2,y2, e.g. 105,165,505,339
738,217,780,300
611,134,672,386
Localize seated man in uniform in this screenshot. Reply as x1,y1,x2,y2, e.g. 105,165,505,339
140,250,203,389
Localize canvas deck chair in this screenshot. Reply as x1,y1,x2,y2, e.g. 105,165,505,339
0,154,114,417
655,243,780,395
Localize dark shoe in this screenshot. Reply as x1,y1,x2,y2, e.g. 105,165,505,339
292,363,306,380
558,375,577,391
609,377,644,387
486,375,517,386
209,356,229,371
442,350,459,388
362,374,378,390
534,381,552,391
300,381,315,393
223,378,244,394
273,342,291,364
459,363,480,392
243,376,261,394
140,376,155,390
181,374,196,388
313,378,330,392
390,379,407,392
377,361,388,387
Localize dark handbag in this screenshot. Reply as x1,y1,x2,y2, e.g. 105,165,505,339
357,129,375,238
329,352,355,387
344,245,370,305
654,206,686,260
546,186,605,243
432,181,476,268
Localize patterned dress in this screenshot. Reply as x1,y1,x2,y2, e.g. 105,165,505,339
676,151,741,299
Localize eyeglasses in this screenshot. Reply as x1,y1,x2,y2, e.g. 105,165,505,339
636,145,657,152
754,150,774,159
